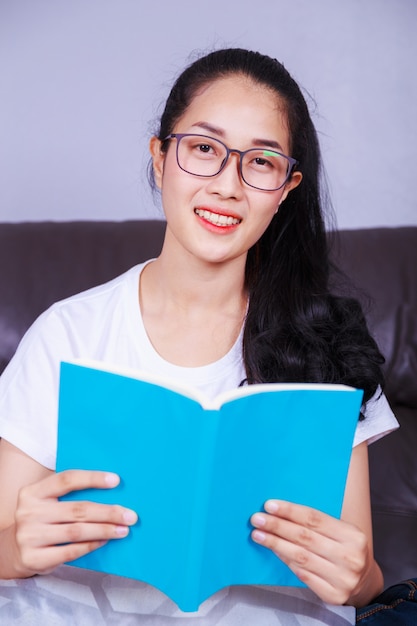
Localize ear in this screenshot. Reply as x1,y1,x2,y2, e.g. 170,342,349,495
149,136,165,189
279,171,303,204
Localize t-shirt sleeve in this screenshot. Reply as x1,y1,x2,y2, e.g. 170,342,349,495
0,307,74,470
353,388,399,448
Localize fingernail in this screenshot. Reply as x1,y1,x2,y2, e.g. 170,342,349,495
265,500,279,513
123,510,138,524
115,526,129,537
105,473,120,487
252,513,266,527
252,529,266,543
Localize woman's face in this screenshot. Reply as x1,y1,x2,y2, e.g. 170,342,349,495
150,74,302,268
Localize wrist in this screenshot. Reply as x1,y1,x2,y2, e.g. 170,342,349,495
346,558,384,608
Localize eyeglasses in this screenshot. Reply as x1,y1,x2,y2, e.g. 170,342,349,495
164,133,298,191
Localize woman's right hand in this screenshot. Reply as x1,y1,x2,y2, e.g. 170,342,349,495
13,469,138,577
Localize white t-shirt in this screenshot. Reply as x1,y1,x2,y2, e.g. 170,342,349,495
0,262,398,625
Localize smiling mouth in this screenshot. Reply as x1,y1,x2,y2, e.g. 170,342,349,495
194,208,241,227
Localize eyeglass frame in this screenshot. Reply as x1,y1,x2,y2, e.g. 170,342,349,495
163,133,299,191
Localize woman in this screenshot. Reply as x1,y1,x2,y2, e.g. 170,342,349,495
0,48,398,623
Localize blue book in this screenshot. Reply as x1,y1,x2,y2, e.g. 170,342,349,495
56,360,363,612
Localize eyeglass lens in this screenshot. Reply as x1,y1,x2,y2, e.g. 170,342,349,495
176,134,292,191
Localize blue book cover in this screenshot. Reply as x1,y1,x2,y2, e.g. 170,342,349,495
56,360,363,612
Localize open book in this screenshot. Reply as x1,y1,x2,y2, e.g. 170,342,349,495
56,360,363,612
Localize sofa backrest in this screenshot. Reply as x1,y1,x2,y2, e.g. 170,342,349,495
329,227,417,413
325,226,417,586
2,223,415,399
0,220,167,374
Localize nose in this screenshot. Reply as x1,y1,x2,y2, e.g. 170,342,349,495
208,151,243,198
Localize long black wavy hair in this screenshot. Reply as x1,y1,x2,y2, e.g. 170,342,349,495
150,48,384,407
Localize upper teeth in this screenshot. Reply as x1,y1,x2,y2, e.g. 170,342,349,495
195,209,241,226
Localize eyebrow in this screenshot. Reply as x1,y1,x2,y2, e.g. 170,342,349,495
191,121,284,152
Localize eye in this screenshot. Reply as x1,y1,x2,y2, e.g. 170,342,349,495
189,138,220,159
198,143,212,154
249,151,276,170
253,156,272,168
246,149,288,176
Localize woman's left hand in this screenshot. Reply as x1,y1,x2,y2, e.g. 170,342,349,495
251,499,372,606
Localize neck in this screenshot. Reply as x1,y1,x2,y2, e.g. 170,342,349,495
143,245,248,316
138,240,248,367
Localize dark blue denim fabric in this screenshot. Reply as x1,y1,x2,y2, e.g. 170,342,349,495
356,579,417,624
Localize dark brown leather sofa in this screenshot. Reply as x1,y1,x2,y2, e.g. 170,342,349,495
0,220,416,590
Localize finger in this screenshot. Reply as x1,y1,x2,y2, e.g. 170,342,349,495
271,500,367,563
19,539,110,575
251,513,322,556
19,500,138,527
264,500,355,541
251,511,337,562
251,508,367,596
28,470,121,499
289,562,357,606
54,501,138,525
30,520,133,548
251,526,358,601
251,515,326,565
251,506,364,567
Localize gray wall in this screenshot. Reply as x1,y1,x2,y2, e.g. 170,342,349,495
1,0,416,228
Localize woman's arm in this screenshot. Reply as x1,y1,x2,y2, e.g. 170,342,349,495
0,439,138,579
339,440,384,606
251,441,383,607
